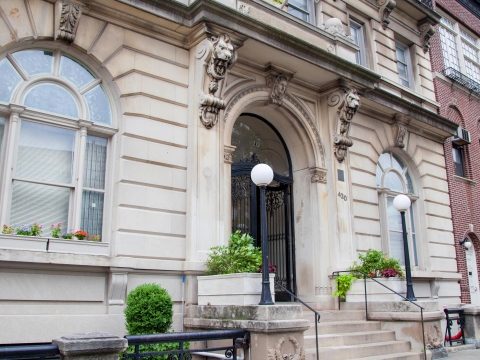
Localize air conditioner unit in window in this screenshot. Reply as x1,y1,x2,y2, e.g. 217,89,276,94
452,127,471,146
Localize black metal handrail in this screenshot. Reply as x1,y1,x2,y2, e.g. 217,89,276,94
124,329,249,360
275,281,320,360
419,0,434,10
0,343,59,359
332,270,426,360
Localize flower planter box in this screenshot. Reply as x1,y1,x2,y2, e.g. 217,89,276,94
47,238,109,256
197,273,276,305
346,277,406,302
0,234,48,252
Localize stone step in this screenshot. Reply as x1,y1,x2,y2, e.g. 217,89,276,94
315,340,412,360
304,330,396,348
347,350,426,360
305,320,382,335
303,310,366,322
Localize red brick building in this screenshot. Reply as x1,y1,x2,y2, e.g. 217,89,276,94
431,0,480,304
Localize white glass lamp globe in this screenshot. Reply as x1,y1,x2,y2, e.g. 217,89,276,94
393,194,411,212
464,240,473,249
251,163,274,186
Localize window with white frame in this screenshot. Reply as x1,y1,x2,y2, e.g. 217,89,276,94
438,15,480,83
452,144,466,177
0,49,114,240
396,43,414,88
350,20,367,67
287,0,315,24
376,152,419,267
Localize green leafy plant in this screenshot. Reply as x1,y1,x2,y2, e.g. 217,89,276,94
333,274,357,299
204,230,262,275
350,249,404,279
2,225,13,234
122,283,186,360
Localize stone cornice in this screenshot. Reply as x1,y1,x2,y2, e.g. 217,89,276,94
364,88,458,136
117,0,381,88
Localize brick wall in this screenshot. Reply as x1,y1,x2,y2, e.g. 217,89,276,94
432,0,480,303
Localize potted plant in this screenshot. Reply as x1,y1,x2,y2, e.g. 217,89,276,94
197,230,275,305
333,249,405,301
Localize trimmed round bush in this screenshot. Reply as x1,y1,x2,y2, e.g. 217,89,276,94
124,283,173,335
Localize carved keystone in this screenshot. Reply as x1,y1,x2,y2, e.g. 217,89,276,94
55,0,83,43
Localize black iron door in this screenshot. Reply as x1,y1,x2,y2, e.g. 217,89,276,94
231,157,296,300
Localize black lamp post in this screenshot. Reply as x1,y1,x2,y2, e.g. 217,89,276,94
393,194,416,301
251,163,274,305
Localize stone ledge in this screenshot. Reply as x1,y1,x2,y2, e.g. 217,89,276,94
187,304,305,321
184,318,310,333
368,311,444,322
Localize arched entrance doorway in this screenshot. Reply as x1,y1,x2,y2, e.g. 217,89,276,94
230,114,296,301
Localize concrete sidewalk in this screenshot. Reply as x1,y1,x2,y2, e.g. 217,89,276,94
446,348,479,359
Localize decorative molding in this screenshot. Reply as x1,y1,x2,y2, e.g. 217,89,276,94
394,123,407,148
108,268,130,306
430,278,440,300
199,34,237,129
377,0,396,30
238,3,249,14
328,88,361,163
426,324,443,349
268,336,305,360
419,18,436,53
224,144,236,164
321,18,354,42
327,44,335,54
310,167,327,184
223,86,326,167
315,285,332,295
55,0,83,43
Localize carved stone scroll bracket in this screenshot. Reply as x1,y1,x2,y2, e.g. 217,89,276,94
267,336,305,360
310,167,327,184
108,268,130,306
430,278,441,300
328,87,361,163
264,63,294,107
377,0,396,30
199,33,237,129
55,0,83,43
394,114,410,149
224,144,236,164
419,19,436,53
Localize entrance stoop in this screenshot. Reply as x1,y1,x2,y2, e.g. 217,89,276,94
303,310,427,360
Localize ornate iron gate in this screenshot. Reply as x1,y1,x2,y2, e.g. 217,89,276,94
231,156,296,301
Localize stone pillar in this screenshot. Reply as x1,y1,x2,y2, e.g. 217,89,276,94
184,304,310,360
462,305,480,347
53,332,127,360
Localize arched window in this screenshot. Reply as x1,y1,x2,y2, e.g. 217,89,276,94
377,152,418,266
0,49,114,240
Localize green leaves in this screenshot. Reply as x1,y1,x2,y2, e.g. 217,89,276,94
333,274,357,299
204,230,262,275
350,249,404,279
124,283,173,335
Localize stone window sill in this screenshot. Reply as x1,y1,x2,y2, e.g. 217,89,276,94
0,234,109,256
453,175,477,185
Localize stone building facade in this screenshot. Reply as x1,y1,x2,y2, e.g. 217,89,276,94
430,0,480,305
0,0,463,343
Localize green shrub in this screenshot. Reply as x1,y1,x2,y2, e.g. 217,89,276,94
204,230,262,275
123,283,186,360
124,283,173,334
350,249,404,278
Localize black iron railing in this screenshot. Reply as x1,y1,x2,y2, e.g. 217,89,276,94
275,281,320,360
124,329,249,360
443,67,480,96
419,0,434,10
0,343,59,359
332,271,426,360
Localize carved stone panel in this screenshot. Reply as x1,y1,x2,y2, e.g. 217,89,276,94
310,167,327,184
328,88,361,163
267,336,305,360
199,34,237,129
55,0,83,43
266,74,290,106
